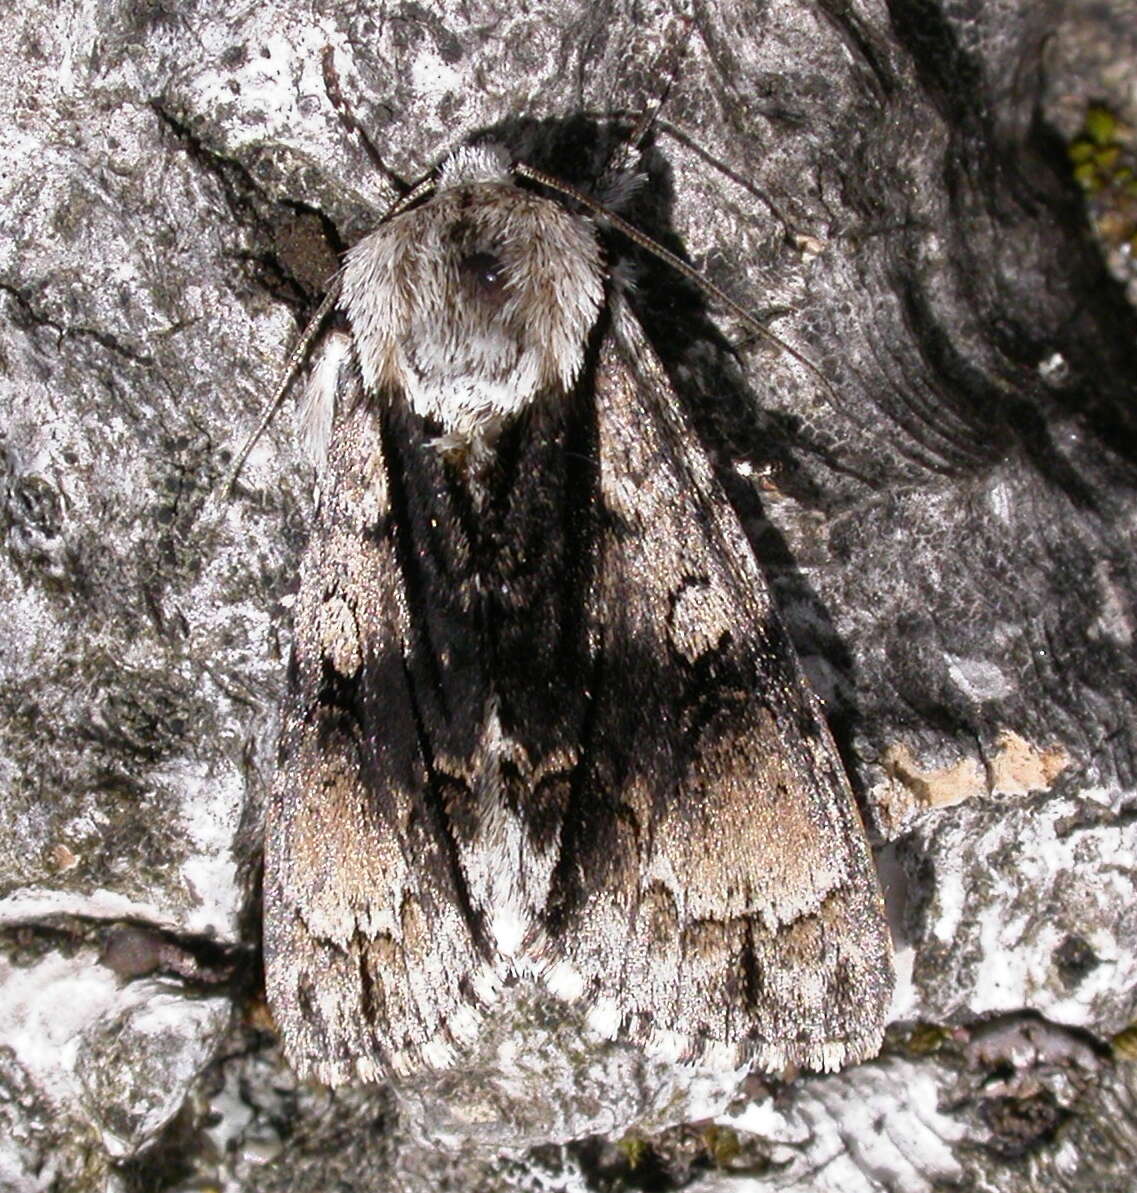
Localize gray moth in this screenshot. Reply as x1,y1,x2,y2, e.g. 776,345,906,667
260,134,894,1089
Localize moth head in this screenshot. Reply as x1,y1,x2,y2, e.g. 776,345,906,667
340,144,605,439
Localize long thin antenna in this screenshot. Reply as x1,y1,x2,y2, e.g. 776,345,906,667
220,38,451,499
513,163,837,401
604,13,695,178
321,47,411,197
220,282,341,496
220,174,441,497
610,11,691,167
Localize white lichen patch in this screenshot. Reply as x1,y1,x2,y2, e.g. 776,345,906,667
714,1058,965,1193
908,791,1137,1030
0,950,229,1163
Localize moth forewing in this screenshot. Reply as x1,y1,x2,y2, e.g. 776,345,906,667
263,138,893,1111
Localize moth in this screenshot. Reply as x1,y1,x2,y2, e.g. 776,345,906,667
258,134,894,1087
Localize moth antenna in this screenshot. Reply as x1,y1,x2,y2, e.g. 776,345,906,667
618,13,695,160
651,118,792,230
321,46,412,197
220,125,441,499
320,45,446,218
383,174,439,218
220,281,341,496
513,162,837,401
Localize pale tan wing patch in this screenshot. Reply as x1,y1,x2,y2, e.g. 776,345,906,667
549,300,893,1072
264,394,492,1085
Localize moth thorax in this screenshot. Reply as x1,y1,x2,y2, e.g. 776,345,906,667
342,181,606,441
401,242,556,431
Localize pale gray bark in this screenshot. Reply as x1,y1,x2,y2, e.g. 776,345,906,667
1,0,1135,1190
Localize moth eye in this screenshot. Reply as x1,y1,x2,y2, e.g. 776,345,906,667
460,251,508,301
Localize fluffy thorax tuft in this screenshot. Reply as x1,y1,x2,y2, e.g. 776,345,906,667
340,144,605,441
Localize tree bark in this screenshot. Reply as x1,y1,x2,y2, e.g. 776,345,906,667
1,0,1135,1189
